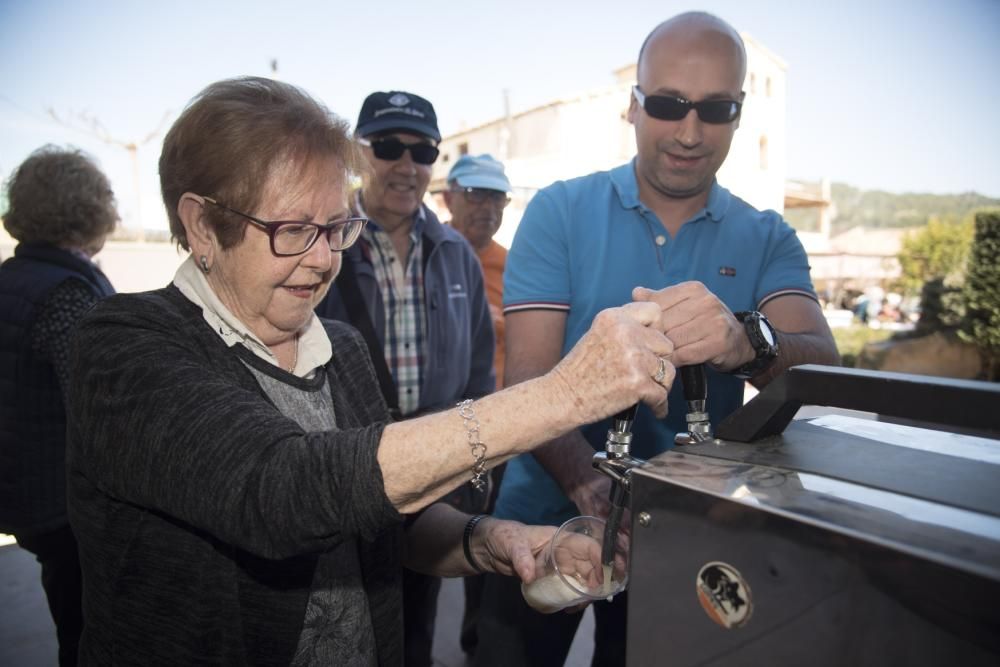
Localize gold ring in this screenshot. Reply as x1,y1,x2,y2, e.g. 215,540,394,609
653,357,668,384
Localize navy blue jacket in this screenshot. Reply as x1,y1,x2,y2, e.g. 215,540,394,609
316,205,495,414
0,243,114,535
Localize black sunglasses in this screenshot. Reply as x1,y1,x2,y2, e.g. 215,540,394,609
632,86,742,124
358,136,440,165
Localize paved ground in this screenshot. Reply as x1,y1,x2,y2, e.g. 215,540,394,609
1,540,57,665
0,537,594,666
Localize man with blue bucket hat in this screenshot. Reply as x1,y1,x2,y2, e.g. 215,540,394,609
442,154,513,656
444,154,512,391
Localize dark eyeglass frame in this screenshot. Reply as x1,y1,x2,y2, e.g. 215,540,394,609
201,196,368,256
453,186,511,208
632,86,743,124
358,136,440,165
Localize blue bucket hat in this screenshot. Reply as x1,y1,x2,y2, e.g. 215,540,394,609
447,154,511,193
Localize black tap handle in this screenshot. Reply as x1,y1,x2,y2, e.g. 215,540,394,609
612,403,639,427
680,364,707,402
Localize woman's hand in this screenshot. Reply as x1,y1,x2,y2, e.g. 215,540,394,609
473,518,556,584
547,301,675,424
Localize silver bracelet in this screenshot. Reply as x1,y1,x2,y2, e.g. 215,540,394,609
457,399,488,492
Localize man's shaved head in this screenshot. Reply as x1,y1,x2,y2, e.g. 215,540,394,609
628,11,748,206
637,12,747,84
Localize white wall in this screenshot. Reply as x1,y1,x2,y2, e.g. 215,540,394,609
719,33,788,213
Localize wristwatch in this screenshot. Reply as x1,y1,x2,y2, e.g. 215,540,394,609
732,311,779,379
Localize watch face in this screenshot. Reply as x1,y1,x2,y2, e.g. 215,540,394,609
760,321,775,346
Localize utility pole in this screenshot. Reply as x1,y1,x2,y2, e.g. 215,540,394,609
48,108,171,241
500,88,512,162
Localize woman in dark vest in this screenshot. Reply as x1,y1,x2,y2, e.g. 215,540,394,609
0,146,118,666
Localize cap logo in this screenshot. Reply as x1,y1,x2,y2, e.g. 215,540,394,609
388,93,410,107
374,107,426,119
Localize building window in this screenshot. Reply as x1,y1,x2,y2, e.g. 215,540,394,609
441,153,450,163
750,72,756,95
759,135,769,170
765,77,772,97
458,142,469,156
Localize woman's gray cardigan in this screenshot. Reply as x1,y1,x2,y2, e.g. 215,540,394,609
66,285,405,665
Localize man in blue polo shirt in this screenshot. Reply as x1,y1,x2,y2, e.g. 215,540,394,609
474,11,839,667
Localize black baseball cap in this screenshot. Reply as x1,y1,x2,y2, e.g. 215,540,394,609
355,91,441,142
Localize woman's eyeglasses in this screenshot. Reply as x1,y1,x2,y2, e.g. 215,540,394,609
632,86,742,125
202,197,367,256
358,137,440,165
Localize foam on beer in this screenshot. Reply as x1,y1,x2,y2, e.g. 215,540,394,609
521,564,618,614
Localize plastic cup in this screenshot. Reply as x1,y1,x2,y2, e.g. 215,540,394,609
520,515,629,614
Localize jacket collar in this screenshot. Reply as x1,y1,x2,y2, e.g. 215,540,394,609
13,242,114,294
349,190,450,262
609,159,730,223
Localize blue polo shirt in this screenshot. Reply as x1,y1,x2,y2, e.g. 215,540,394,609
496,160,816,526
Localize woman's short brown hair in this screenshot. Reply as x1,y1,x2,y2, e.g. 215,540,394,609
3,146,118,249
159,76,364,251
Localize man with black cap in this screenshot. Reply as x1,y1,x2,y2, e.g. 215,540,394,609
315,91,495,667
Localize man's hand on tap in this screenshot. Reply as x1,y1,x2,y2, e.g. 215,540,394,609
633,283,756,372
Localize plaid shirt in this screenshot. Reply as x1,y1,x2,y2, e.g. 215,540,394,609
355,193,427,416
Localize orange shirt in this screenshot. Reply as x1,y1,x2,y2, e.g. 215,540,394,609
476,240,507,389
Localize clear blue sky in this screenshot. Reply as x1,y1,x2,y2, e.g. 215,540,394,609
2,0,999,231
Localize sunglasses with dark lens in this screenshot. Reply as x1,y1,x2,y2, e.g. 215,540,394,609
358,137,440,165
632,86,742,124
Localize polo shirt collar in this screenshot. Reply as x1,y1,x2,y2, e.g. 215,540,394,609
611,158,731,224
609,161,642,210
701,180,730,223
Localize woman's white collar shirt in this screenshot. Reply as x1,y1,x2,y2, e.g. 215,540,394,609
172,255,332,377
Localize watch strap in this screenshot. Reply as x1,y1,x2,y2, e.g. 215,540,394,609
732,311,778,379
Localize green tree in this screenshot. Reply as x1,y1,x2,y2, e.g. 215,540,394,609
915,278,964,334
960,210,1000,380
827,183,1000,235
896,215,974,295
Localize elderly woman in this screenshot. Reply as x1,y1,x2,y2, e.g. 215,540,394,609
65,77,675,666
0,146,118,666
